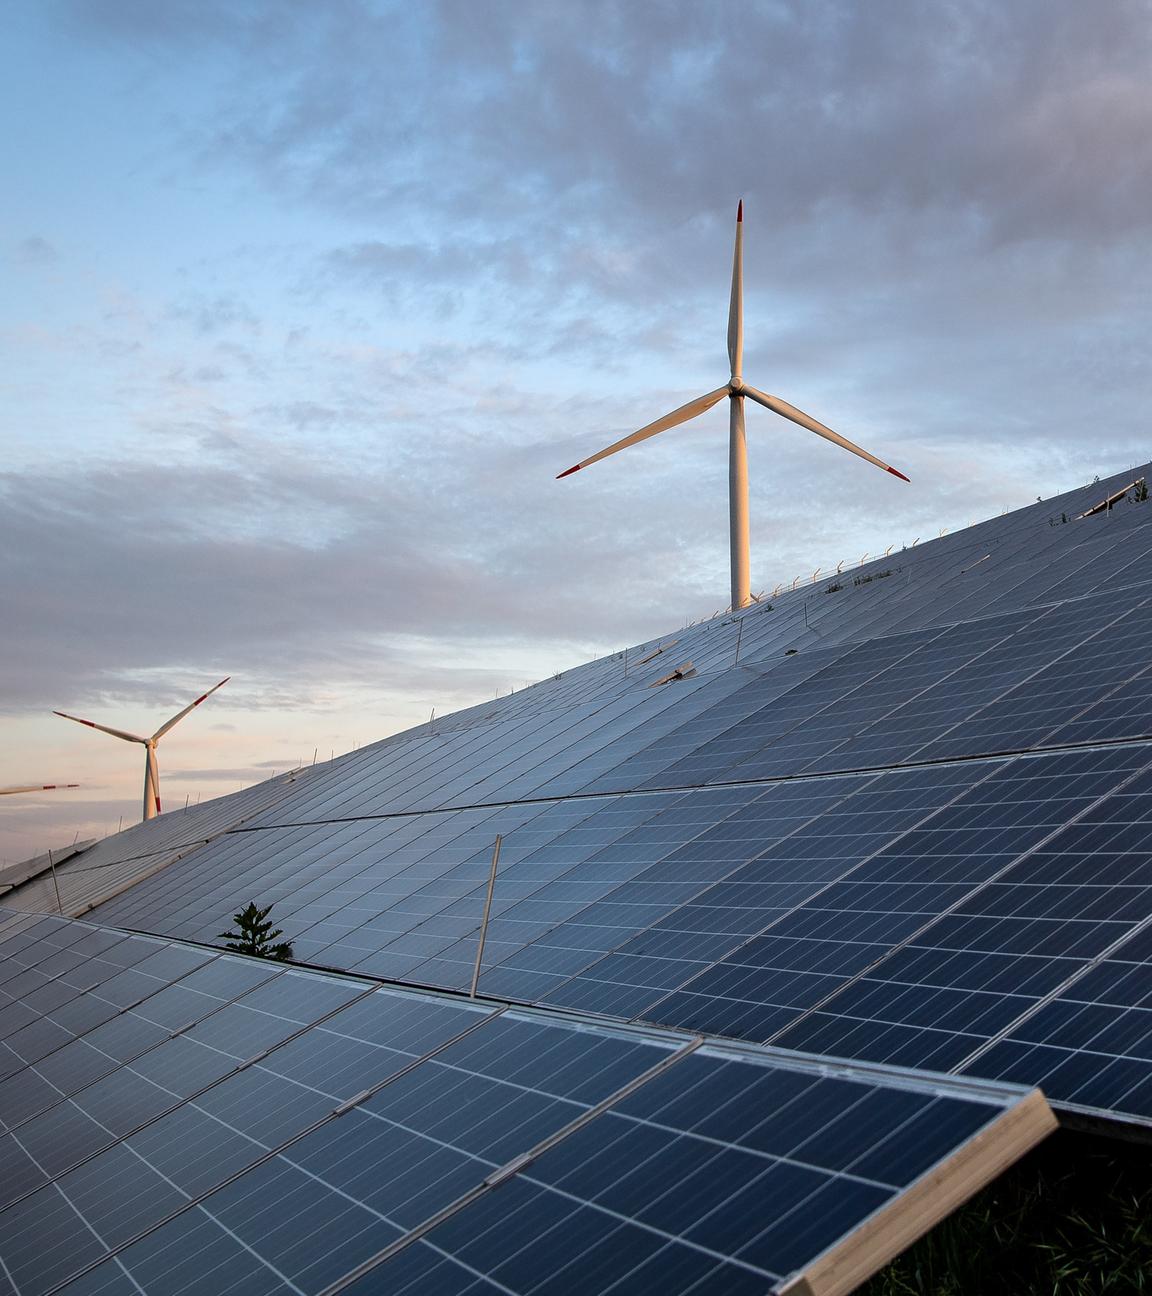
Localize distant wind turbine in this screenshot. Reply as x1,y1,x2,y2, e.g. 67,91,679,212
557,201,909,610
0,784,80,795
54,678,229,822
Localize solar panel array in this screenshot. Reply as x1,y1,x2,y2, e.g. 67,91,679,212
0,907,1053,1296
3,767,311,919
6,466,1152,1289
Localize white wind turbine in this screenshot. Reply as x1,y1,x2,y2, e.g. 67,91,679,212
54,678,229,822
557,201,909,610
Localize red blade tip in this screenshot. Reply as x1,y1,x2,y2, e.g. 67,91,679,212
887,466,910,483
557,464,581,479
737,200,743,222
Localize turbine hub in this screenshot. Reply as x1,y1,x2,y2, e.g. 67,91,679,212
729,376,744,394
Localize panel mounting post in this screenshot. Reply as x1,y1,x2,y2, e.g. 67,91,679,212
470,834,503,999
48,847,63,914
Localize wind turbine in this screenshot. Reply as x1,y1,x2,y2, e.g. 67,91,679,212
557,201,909,610
53,678,229,822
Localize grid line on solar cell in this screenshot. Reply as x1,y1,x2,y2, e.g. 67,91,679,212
315,1043,1053,1296
526,762,995,1026
0,951,234,1122
15,996,505,1296
516,773,897,1012
0,978,382,1215
614,760,1011,1022
757,752,1152,1047
760,748,1152,1090
789,612,1078,772
36,1006,673,1296
310,1032,704,1296
0,950,282,1136
956,903,1152,1090
889,596,1152,769
684,619,1030,787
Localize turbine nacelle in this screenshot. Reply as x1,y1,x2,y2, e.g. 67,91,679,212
557,201,909,609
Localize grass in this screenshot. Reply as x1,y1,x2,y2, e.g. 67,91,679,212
862,1130,1151,1296
854,569,893,587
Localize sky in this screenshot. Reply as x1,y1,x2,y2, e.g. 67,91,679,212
2,0,1150,864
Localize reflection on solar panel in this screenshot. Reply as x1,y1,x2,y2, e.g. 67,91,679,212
7,467,1152,1287
0,909,1053,1296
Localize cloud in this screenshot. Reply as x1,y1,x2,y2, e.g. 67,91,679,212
165,2,1152,245
167,294,262,335
165,767,278,781
16,236,59,265
7,0,1151,864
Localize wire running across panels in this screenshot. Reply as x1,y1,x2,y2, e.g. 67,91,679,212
0,910,1054,1296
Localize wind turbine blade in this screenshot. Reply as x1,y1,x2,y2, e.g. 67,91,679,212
0,784,80,795
742,385,911,481
152,677,230,741
557,388,729,478
728,199,743,377
53,711,146,744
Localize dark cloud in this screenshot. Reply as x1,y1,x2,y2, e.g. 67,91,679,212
167,2,1152,244
0,446,701,714
56,0,1152,269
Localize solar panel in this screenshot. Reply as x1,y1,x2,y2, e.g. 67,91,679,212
0,910,1053,1296
7,468,1152,1290
964,919,1152,1119
307,1045,1054,1296
67,727,1152,1134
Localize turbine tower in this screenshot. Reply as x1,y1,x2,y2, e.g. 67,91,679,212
54,678,229,822
557,201,909,610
